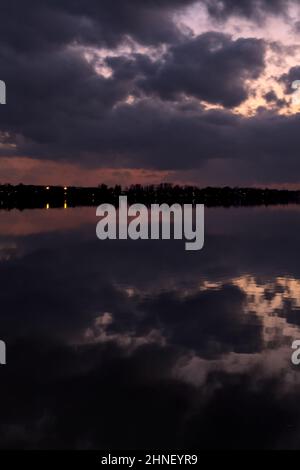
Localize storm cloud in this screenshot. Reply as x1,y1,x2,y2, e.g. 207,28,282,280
0,0,299,185
204,0,289,21
111,32,266,107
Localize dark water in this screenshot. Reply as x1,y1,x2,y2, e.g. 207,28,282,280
1,205,300,449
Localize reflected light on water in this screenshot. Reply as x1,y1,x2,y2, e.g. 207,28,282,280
1,206,300,448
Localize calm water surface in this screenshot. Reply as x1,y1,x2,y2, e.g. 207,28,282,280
1,206,300,449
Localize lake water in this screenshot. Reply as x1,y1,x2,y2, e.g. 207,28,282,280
1,205,300,449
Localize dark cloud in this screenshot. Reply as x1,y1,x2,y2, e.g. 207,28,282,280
0,0,196,52
0,46,131,133
204,0,288,21
263,89,287,108
0,29,266,168
0,0,289,57
2,81,300,180
0,0,297,185
1,49,300,183
113,32,266,107
137,285,262,357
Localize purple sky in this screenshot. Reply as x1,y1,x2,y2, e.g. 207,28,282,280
1,0,300,187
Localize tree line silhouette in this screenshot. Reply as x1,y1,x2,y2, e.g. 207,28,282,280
0,183,300,210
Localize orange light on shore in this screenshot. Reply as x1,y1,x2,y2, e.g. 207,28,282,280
46,186,50,190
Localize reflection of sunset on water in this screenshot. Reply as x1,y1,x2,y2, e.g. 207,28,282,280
1,205,300,448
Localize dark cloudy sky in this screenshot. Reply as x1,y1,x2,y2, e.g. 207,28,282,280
1,0,300,187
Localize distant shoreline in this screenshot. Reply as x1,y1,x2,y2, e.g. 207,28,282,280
1,183,300,210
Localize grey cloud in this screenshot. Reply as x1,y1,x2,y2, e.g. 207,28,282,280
135,32,266,107
0,1,298,186
263,90,287,108
204,0,289,21
0,0,197,52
